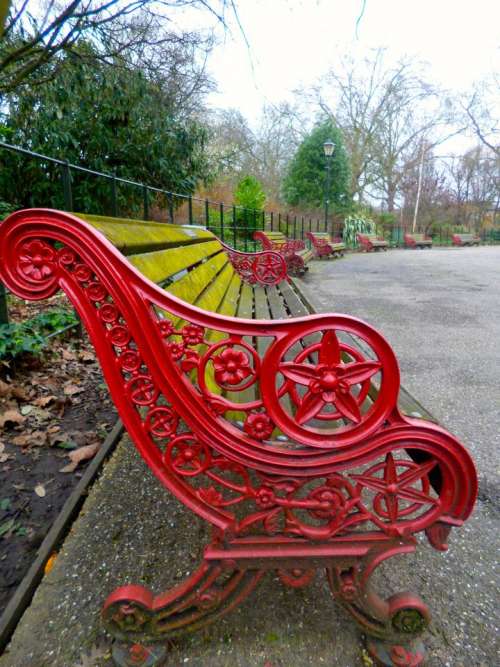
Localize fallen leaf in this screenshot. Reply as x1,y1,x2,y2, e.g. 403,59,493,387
63,384,84,397
62,349,77,361
44,552,57,575
0,380,10,398
11,385,30,402
20,405,34,416
29,430,48,447
47,425,61,434
34,395,57,408
11,434,30,447
34,484,46,497
59,442,101,473
79,350,95,362
0,442,11,463
0,409,25,429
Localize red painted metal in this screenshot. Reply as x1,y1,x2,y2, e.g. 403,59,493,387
403,233,433,249
0,209,477,664
253,230,307,275
452,233,481,247
357,233,389,252
219,241,288,285
305,231,344,258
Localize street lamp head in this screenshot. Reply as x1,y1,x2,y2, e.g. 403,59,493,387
323,140,335,157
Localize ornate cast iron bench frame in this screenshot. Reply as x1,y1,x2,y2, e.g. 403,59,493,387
0,210,477,667
404,233,433,249
452,233,481,247
357,233,389,252
306,231,346,259
253,230,313,276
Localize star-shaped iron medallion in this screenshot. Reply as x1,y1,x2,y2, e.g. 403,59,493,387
279,330,381,425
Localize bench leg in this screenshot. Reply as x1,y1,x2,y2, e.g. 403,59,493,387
327,540,429,667
103,558,264,664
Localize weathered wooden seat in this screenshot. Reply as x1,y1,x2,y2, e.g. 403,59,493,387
254,230,313,275
404,233,433,249
0,209,477,667
306,231,346,258
357,233,389,252
452,233,481,247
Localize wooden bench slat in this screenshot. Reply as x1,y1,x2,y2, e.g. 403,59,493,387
129,241,224,284
76,213,213,254
168,252,229,305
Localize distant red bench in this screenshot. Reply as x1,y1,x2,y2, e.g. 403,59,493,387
452,233,480,247
404,233,433,249
357,233,388,252
253,230,313,275
306,231,345,258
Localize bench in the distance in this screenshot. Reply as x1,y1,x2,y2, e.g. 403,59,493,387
357,232,389,252
452,233,481,247
404,233,433,249
254,230,313,275
306,231,345,258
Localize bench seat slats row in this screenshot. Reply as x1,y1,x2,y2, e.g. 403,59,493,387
0,209,477,665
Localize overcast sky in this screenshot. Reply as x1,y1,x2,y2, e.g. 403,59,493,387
185,0,499,128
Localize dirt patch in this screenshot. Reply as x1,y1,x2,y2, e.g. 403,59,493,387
0,298,115,617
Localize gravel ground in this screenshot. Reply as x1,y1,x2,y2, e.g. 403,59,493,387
1,246,499,667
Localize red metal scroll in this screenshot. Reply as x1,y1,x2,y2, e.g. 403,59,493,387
0,210,477,665
306,231,335,258
219,241,288,285
253,230,307,275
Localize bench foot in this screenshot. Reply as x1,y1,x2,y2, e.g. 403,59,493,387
366,638,426,666
327,541,430,664
102,560,264,646
112,642,167,667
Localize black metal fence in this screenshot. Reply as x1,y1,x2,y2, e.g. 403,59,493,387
1,141,499,329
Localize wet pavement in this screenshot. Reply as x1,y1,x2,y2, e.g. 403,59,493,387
1,245,499,667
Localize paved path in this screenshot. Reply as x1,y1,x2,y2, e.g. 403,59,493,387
1,246,498,667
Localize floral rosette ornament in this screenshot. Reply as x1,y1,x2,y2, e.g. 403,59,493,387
18,240,55,280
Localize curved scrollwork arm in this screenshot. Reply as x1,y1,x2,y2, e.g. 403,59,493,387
219,241,288,286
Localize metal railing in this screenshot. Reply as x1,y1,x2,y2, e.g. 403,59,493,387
1,140,499,327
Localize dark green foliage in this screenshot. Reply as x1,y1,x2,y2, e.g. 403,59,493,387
0,309,77,360
233,175,266,241
0,46,211,216
234,175,266,211
283,122,351,212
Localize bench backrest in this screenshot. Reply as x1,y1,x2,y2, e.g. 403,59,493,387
408,233,426,241
454,233,475,241
77,213,241,314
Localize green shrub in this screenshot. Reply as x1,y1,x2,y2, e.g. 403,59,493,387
0,309,78,360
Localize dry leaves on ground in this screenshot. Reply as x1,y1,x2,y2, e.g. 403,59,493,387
59,442,101,473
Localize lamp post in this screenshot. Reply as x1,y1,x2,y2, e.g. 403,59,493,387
323,140,335,231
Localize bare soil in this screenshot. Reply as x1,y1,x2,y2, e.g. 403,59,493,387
0,297,116,617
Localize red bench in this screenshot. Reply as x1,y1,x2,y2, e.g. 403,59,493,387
357,233,389,252
306,231,345,258
253,230,313,275
0,209,477,667
404,233,433,249
452,233,481,247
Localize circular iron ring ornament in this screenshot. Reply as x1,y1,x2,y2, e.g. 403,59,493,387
260,320,400,448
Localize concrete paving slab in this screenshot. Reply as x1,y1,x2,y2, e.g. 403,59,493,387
1,246,499,667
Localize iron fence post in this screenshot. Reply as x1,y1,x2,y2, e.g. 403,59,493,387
143,185,149,220
188,195,193,224
61,160,73,211
219,203,224,242
278,213,281,233
168,192,174,224
301,217,304,240
205,199,209,230
270,212,274,231
244,209,248,251
111,174,118,217
293,216,297,239
232,205,237,248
